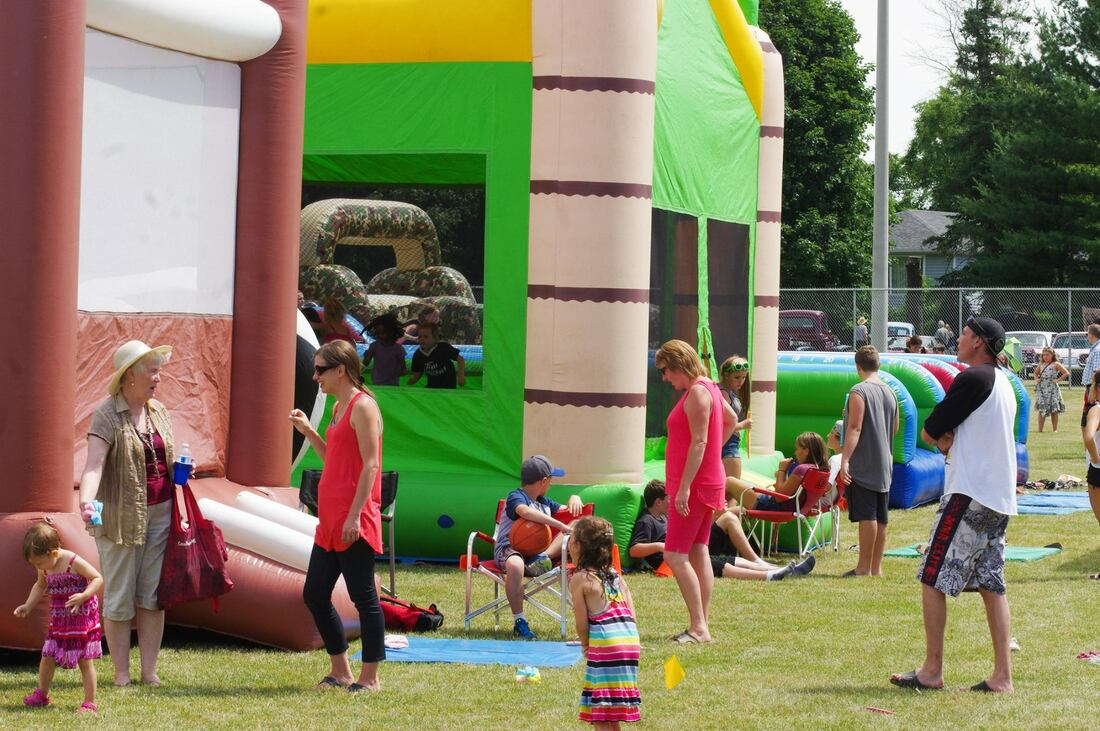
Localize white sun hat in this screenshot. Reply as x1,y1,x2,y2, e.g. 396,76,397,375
107,340,172,395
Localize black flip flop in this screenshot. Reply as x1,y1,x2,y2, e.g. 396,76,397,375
317,676,347,689
348,682,374,693
889,670,942,691
970,680,996,693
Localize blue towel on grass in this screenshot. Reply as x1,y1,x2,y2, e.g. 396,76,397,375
1016,492,1091,515
353,637,583,667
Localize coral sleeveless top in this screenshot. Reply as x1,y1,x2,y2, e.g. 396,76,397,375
315,391,383,553
665,378,726,509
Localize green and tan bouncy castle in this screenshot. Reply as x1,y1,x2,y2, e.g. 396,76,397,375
298,0,786,558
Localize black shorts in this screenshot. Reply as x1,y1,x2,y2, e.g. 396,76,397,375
1088,464,1100,487
847,481,889,524
708,522,739,557
709,554,738,578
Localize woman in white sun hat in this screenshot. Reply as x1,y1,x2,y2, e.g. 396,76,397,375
77,340,176,687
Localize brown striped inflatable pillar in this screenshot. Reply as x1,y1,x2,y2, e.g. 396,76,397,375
524,1,657,485
0,2,86,513
228,0,307,486
749,27,784,456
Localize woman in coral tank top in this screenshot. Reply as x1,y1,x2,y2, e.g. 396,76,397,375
290,340,385,693
655,340,736,644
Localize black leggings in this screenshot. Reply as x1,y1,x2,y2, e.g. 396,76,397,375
303,539,386,662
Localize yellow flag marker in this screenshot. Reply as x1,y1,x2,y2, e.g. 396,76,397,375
664,655,685,689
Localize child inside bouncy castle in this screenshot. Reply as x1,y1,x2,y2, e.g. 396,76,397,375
407,321,464,389
401,303,441,345
363,313,407,387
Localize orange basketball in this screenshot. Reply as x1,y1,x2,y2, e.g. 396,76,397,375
509,518,552,557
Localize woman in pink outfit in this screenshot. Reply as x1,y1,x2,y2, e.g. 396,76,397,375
655,340,736,644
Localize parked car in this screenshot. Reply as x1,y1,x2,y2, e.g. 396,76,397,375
887,335,937,353
1051,331,1090,384
887,321,915,338
1006,330,1056,372
778,309,842,351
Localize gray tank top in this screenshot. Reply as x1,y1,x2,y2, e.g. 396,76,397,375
844,379,897,492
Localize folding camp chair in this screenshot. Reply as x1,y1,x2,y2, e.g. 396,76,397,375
379,471,399,596
300,469,399,595
462,499,593,639
742,468,833,557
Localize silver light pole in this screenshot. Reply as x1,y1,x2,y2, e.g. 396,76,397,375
871,0,889,349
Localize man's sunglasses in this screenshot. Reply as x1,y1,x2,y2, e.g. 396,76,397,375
721,362,749,374
656,366,667,376
314,364,337,375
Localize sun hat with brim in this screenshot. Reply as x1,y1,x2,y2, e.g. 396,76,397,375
107,340,172,395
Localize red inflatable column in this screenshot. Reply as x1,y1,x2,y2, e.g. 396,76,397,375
0,2,86,513
228,0,308,487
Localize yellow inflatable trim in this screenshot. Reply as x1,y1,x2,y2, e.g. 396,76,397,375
708,0,763,122
307,0,531,64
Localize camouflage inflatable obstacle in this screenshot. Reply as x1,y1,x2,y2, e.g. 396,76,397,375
299,199,483,343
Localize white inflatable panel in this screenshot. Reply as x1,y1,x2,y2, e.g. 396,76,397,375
198,498,312,572
86,0,281,62
235,492,318,538
78,30,240,315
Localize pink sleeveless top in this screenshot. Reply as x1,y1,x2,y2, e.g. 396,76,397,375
665,378,726,509
315,391,383,553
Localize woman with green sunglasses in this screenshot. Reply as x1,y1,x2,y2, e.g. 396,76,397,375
717,356,753,480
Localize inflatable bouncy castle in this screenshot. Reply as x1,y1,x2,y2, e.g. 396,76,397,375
0,0,349,652
295,0,787,558
1,0,786,649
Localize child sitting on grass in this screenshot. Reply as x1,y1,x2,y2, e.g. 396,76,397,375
14,523,104,713
570,516,640,729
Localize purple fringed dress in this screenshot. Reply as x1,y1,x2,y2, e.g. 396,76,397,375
42,555,102,668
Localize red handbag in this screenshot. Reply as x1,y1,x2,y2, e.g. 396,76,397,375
158,484,234,611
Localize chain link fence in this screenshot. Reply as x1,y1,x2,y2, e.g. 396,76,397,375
778,288,1100,384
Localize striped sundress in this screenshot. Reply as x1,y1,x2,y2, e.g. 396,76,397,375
578,572,641,724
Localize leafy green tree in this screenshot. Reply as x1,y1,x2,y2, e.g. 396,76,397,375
941,1,1100,286
949,77,1100,285
760,0,875,286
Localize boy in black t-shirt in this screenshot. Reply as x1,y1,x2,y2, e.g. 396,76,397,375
407,321,465,388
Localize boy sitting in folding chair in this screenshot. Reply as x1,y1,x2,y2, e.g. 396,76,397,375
496,455,584,640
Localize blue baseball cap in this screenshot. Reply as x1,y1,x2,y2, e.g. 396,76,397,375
521,455,565,484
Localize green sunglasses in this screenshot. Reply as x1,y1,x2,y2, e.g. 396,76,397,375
721,362,749,374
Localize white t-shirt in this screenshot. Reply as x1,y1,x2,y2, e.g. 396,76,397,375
924,364,1018,515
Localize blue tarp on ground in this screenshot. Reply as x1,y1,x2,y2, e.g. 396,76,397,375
354,637,583,667
1016,492,1092,515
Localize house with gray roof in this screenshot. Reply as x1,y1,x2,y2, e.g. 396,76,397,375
889,209,973,287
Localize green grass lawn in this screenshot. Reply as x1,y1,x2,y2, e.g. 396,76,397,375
3,384,1097,728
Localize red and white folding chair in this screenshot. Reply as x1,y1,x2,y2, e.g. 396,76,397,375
461,499,593,639
742,468,833,557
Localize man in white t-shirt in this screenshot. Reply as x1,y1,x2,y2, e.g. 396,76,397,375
890,317,1017,694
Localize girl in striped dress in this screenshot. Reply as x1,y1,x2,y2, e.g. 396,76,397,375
569,516,640,729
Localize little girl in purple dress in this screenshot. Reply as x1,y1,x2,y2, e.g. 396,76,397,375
14,523,104,713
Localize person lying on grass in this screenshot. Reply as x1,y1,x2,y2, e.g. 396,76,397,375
629,480,814,583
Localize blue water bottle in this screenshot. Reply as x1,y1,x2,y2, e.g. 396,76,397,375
173,443,193,486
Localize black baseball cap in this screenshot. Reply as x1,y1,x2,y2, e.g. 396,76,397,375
965,316,1005,356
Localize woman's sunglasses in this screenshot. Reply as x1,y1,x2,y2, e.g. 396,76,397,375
314,363,337,376
721,362,749,374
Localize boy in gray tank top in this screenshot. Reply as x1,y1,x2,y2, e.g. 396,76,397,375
839,346,898,577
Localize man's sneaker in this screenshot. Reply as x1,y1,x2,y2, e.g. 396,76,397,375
787,554,816,577
524,556,553,577
513,618,537,640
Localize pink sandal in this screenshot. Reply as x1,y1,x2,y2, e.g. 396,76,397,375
23,688,50,707
78,701,99,713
